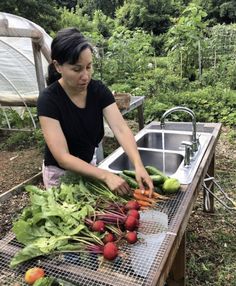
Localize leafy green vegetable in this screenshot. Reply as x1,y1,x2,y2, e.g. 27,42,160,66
11,176,127,267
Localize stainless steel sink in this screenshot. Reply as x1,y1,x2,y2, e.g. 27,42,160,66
136,131,192,151
108,149,183,175
99,127,213,184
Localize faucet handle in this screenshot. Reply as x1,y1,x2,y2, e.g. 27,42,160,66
181,140,193,150
181,141,194,166
196,134,201,145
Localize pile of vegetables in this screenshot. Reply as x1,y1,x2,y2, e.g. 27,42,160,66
10,176,141,268
120,165,181,207
11,167,180,273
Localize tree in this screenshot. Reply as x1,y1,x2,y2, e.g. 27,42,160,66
199,0,236,25
115,0,173,35
0,0,61,33
165,3,207,79
77,0,124,18
55,0,77,10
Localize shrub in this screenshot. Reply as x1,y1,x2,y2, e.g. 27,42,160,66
144,86,236,126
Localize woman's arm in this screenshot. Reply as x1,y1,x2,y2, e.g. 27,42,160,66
103,103,154,193
39,116,130,195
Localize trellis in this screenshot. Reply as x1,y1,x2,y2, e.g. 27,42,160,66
201,25,236,69
176,25,236,79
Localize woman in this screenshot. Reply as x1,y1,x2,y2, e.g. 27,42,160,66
37,27,153,196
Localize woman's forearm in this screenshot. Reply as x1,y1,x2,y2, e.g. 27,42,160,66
58,153,109,181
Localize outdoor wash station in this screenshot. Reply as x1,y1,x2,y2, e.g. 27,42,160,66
0,12,222,286
0,107,222,286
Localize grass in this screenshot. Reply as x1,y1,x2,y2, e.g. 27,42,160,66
186,127,236,286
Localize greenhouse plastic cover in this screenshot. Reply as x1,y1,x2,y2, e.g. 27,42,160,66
0,12,52,107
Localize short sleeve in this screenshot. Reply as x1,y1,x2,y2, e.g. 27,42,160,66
37,89,60,120
95,81,115,109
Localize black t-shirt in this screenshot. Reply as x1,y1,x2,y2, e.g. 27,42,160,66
37,79,115,167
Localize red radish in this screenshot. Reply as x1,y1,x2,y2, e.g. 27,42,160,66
126,231,138,244
103,242,118,260
125,215,139,231
125,200,140,211
127,209,140,220
92,220,105,233
103,233,116,243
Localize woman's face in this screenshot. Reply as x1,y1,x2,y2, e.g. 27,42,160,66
54,47,93,92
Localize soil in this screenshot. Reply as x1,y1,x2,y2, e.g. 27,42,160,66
0,148,42,193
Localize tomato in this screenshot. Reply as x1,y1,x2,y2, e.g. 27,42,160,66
24,267,45,284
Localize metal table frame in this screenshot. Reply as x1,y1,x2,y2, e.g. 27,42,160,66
96,96,145,162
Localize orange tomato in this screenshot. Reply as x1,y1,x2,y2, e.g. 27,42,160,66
24,267,45,284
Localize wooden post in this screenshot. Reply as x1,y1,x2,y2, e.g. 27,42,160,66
32,40,46,93
198,40,202,80
166,232,186,286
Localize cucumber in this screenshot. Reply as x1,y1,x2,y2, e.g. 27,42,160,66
123,169,136,178
145,166,168,181
154,186,164,195
119,173,139,189
150,174,165,185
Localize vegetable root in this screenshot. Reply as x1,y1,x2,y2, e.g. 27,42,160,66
133,192,157,204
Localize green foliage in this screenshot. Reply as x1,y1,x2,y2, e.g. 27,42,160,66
0,108,37,130
144,84,236,126
77,0,124,18
0,129,44,151
99,27,154,86
0,0,61,33
93,10,116,37
165,3,208,79
200,0,236,25
57,7,94,33
115,0,173,35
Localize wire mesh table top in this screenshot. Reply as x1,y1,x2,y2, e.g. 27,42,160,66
0,185,189,286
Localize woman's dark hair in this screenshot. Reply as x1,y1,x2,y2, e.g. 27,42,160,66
46,27,93,85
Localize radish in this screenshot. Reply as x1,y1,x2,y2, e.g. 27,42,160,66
127,209,140,220
125,200,140,211
126,231,138,244
92,220,105,233
103,242,118,260
125,215,139,231
103,233,116,243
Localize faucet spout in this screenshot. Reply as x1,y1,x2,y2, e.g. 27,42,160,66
160,106,199,152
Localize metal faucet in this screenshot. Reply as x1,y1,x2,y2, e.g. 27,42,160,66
160,106,199,153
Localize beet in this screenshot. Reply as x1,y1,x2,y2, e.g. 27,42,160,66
125,200,140,211
125,215,139,231
126,231,138,244
127,209,140,220
103,233,115,243
92,220,105,233
103,242,118,260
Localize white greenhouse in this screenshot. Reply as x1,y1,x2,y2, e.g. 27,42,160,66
0,12,52,128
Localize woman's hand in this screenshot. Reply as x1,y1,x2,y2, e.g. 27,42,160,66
135,165,154,197
103,171,131,196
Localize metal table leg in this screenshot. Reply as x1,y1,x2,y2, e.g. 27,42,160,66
137,103,144,130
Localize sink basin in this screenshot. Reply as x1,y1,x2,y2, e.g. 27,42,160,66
136,131,192,151
108,149,183,176
99,128,213,184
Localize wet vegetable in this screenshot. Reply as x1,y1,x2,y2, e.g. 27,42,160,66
162,178,181,194
25,267,45,285
103,242,118,260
